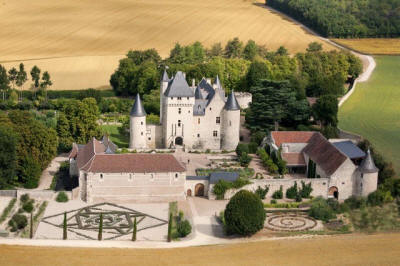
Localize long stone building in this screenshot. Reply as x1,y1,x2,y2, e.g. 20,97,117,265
129,71,242,151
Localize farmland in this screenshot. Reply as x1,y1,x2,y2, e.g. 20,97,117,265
0,233,400,265
332,39,400,55
0,0,334,90
339,56,400,174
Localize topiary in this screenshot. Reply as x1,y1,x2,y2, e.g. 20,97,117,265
272,186,283,199
235,143,249,157
56,191,69,202
20,194,30,204
22,201,34,213
177,219,192,237
224,190,266,236
286,182,298,199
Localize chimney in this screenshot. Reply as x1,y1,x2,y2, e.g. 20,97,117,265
192,79,195,87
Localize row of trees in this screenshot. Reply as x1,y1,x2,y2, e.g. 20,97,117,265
110,40,362,99
267,0,400,38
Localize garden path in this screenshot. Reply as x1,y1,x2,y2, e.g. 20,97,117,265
36,154,68,190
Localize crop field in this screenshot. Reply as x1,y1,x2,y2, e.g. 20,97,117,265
1,233,400,265
339,56,400,174
332,39,400,55
0,0,334,91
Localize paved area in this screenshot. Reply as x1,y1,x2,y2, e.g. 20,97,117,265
36,154,68,190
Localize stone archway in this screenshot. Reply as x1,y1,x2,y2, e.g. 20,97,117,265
194,183,205,197
187,189,192,197
329,186,339,199
175,136,183,146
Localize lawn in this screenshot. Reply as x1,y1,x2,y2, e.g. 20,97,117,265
339,56,400,174
100,124,129,148
332,39,400,55
0,0,335,90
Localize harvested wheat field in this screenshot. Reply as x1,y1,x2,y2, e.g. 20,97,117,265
0,234,399,265
0,0,334,90
332,38,400,55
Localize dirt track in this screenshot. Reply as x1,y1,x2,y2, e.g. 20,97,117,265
1,233,399,265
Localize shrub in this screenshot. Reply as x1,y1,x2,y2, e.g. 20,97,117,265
286,182,298,199
254,185,269,200
213,180,232,200
270,199,277,204
8,213,28,231
22,201,34,213
224,190,266,236
327,198,340,212
177,219,192,237
344,196,366,210
251,131,266,146
239,152,252,167
235,143,249,157
272,186,283,199
299,181,313,198
0,198,16,224
248,142,258,154
367,189,393,207
56,192,69,202
308,197,336,222
295,193,302,202
20,194,30,204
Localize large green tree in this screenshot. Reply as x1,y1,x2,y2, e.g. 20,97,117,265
0,125,18,188
312,95,338,127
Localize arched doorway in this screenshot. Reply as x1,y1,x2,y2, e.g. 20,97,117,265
328,186,339,199
175,136,183,146
195,183,204,197
187,189,192,197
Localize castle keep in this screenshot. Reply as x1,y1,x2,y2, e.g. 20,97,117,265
130,71,241,151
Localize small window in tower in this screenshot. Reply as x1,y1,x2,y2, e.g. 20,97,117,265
210,107,212,111
213,131,218,137
141,132,143,136
187,97,189,100
197,134,200,138
148,137,151,141
229,120,232,126
171,97,174,100
141,121,143,125
178,108,181,114
178,120,181,127
361,173,364,178
188,110,190,113
198,118,200,124
216,117,220,124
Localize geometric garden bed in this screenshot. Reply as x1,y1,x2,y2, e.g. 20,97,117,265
41,202,167,240
265,213,318,232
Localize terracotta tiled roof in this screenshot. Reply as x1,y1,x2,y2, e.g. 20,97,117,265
81,154,186,173
281,153,306,166
271,131,316,147
303,133,347,176
68,143,79,159
76,138,105,169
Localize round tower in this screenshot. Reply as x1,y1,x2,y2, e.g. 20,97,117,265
358,149,379,197
129,94,147,149
222,91,240,151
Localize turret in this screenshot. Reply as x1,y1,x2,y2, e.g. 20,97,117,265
160,69,170,123
129,94,147,150
358,149,379,196
221,90,240,150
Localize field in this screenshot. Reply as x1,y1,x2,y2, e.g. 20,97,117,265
0,233,399,265
332,39,400,55
339,56,400,174
0,0,334,91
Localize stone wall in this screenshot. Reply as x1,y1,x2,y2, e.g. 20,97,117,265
146,124,163,149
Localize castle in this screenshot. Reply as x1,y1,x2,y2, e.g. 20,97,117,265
129,71,241,151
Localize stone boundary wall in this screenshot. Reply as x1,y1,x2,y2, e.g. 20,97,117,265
0,190,72,200
0,190,17,197
209,178,329,200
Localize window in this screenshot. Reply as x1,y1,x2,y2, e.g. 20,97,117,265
361,173,364,178
178,120,181,127
148,137,151,140
187,97,189,100
198,118,200,124
141,121,143,125
213,131,218,137
197,134,200,138
216,117,220,124
178,108,181,114
209,107,212,111
100,174,103,180
141,132,143,136
175,173,178,179
229,120,232,126
151,174,154,181
129,174,133,181
188,110,190,113
178,97,182,100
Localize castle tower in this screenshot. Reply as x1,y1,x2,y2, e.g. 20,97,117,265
221,90,240,150
160,69,169,123
358,149,379,196
129,94,147,149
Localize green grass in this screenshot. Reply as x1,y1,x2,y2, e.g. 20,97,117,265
339,56,400,175
100,124,129,148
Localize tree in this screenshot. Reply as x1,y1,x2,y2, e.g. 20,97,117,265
63,212,67,240
98,213,103,241
224,190,266,236
132,217,137,241
167,212,172,242
8,67,18,90
0,65,9,101
243,40,258,61
276,46,288,56
207,42,223,57
306,42,323,52
40,71,52,90
16,63,27,100
246,60,272,90
224,37,243,58
30,66,41,90
0,125,18,189
312,95,338,127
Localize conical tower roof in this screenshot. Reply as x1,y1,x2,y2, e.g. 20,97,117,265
224,90,240,111
162,69,169,82
130,94,146,117
214,75,222,89
359,149,378,173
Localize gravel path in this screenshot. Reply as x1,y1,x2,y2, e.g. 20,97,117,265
36,154,68,190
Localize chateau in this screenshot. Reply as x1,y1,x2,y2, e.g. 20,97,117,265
129,70,241,151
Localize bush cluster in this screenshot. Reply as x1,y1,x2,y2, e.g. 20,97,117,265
236,142,258,156
224,190,266,236
308,197,336,222
239,152,252,167
272,186,283,199
257,148,279,174
254,185,269,200
56,192,69,203
8,213,28,232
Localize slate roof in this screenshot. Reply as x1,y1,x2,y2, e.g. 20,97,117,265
359,149,378,173
164,71,194,97
214,75,222,89
193,99,206,116
194,86,203,100
303,133,347,176
332,141,366,159
81,154,186,173
271,131,316,147
281,153,306,166
209,172,239,184
224,91,240,111
130,94,146,117
162,69,169,82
